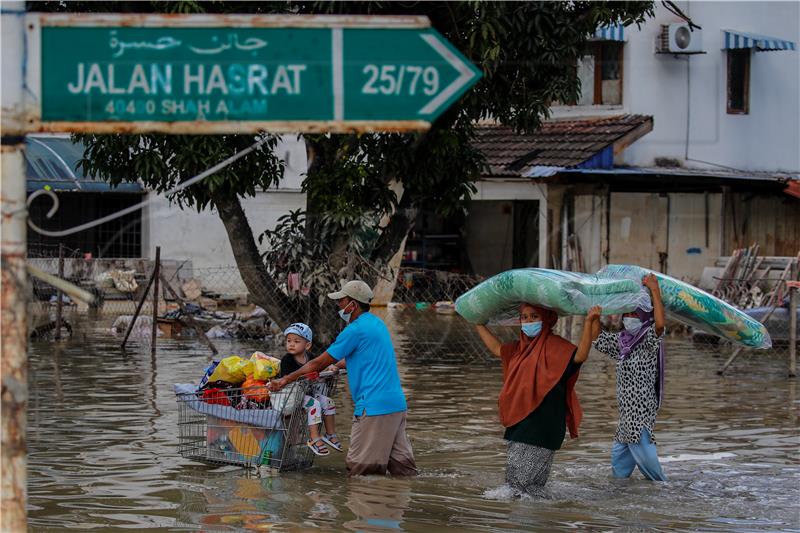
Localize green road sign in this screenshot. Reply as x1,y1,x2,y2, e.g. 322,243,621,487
29,14,482,133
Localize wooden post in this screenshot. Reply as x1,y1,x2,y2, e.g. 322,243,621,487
55,243,64,340
719,293,783,375
789,260,797,378
151,246,161,357
120,264,157,349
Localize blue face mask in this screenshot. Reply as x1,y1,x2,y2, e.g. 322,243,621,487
521,321,542,338
338,301,354,324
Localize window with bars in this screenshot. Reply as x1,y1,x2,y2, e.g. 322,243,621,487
27,192,144,258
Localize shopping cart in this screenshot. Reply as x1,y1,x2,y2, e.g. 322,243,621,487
175,370,342,472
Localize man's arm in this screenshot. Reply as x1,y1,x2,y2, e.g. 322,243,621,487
270,352,336,391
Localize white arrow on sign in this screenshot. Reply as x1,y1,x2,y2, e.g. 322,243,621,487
418,33,479,116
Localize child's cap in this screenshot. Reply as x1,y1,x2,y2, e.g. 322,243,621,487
284,322,312,342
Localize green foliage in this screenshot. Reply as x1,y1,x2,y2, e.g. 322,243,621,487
290,1,655,267
302,134,398,222
258,209,381,308
73,133,284,211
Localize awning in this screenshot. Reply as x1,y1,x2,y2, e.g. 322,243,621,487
722,29,796,51
593,24,626,42
25,135,144,193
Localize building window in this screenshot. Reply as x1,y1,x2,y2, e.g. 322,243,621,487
576,42,623,106
27,192,143,258
727,49,750,114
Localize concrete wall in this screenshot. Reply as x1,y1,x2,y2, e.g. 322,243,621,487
470,179,549,271
552,1,800,173
144,190,305,268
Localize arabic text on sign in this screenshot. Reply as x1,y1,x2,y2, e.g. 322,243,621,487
108,31,268,58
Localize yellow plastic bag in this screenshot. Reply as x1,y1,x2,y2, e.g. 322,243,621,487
249,352,281,380
208,355,253,384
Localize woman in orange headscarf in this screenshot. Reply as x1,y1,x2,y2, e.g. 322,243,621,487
476,304,601,495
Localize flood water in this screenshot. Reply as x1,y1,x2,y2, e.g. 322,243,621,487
27,311,800,531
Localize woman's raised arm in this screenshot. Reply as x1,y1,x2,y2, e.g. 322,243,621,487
575,306,602,364
475,324,502,358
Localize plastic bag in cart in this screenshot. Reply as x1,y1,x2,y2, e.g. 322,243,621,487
208,356,253,384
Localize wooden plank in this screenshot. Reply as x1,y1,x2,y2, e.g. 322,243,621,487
613,118,654,155
33,120,433,135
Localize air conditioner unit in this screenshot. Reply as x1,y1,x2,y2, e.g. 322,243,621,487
656,23,704,54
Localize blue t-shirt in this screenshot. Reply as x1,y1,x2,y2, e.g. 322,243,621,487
326,312,407,416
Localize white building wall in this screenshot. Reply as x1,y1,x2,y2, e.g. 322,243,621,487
554,1,800,173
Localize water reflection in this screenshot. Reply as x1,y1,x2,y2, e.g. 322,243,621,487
343,478,411,532
26,314,800,531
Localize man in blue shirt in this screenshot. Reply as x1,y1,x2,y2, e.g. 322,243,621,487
269,280,417,476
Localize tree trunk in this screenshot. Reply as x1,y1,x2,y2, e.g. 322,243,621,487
371,191,418,266
210,191,297,330
289,135,346,346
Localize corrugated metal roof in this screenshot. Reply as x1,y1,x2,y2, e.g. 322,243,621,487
560,166,800,183
25,135,144,193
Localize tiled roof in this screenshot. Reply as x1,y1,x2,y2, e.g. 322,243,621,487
474,114,653,177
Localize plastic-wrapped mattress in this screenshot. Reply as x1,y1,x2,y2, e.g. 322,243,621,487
454,265,771,349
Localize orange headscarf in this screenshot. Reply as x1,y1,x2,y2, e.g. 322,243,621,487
498,305,583,438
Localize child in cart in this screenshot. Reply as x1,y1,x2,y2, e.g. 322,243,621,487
280,323,344,456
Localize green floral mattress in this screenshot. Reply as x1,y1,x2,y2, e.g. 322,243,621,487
454,265,771,349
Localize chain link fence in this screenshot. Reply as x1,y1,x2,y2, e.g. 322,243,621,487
26,250,798,372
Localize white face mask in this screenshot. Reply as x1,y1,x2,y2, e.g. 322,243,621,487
623,317,642,333
338,301,355,323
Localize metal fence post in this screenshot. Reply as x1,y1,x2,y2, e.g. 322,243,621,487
789,260,797,378
151,246,161,357
1,3,29,529
55,243,64,340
